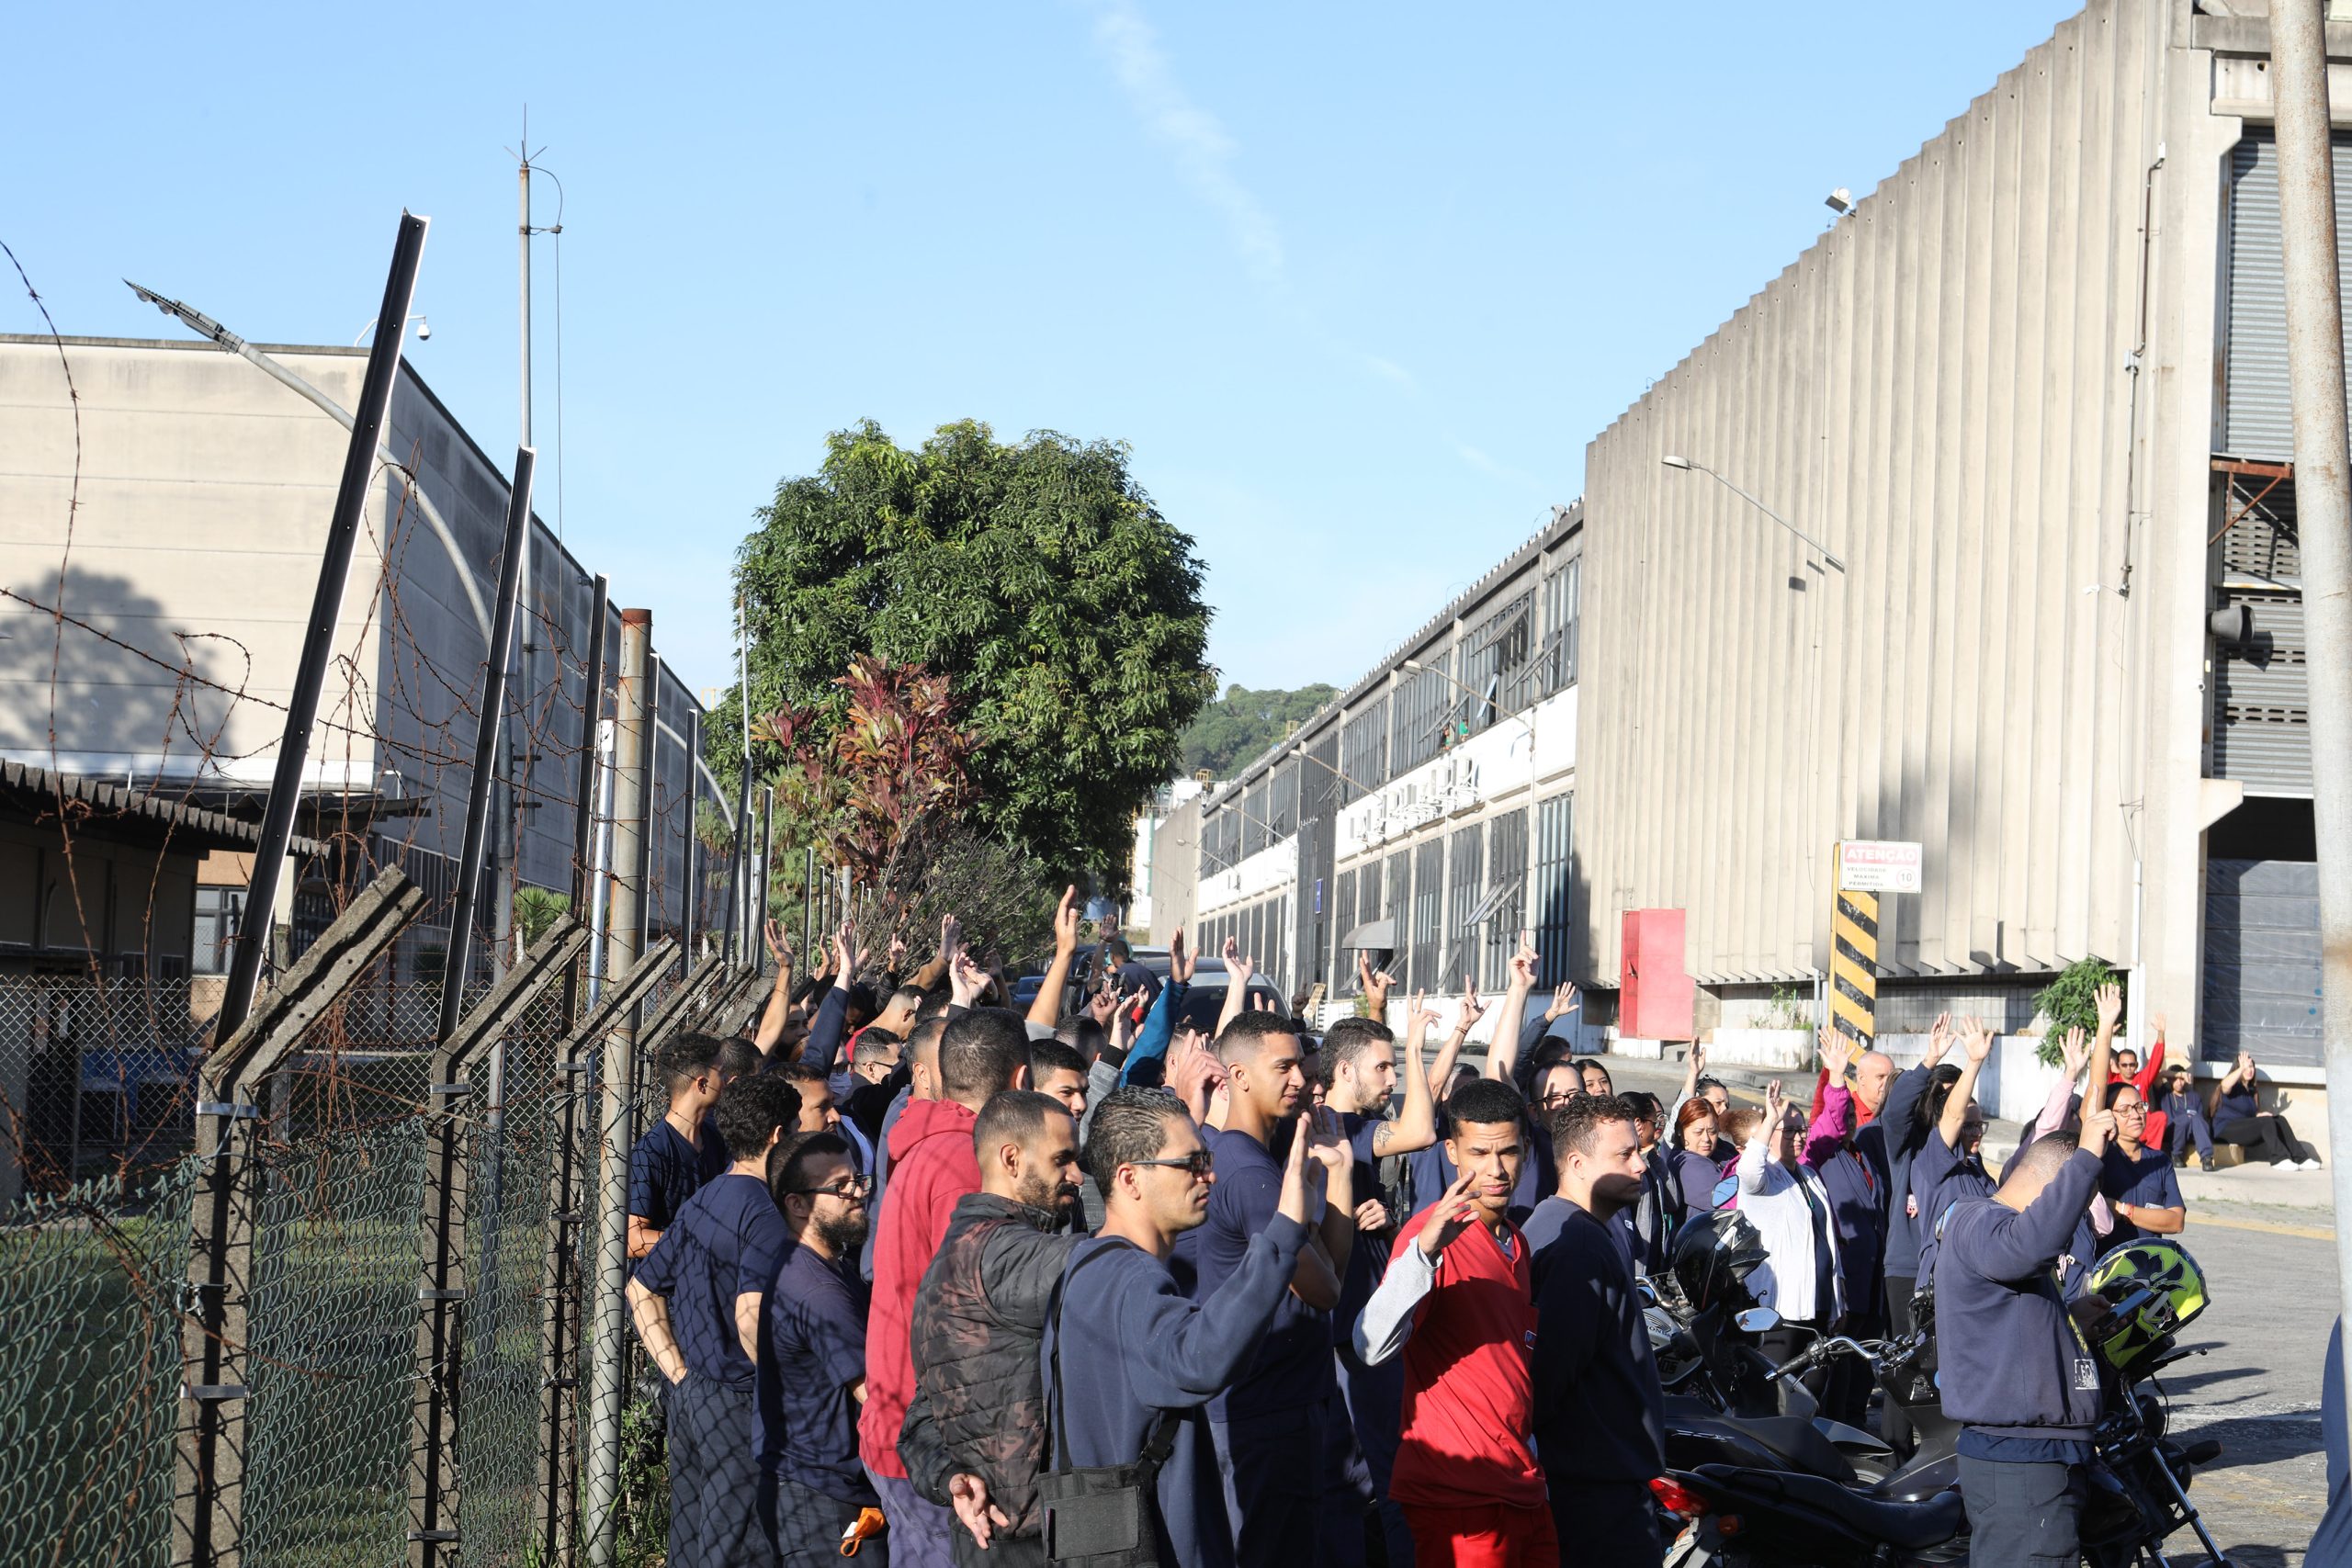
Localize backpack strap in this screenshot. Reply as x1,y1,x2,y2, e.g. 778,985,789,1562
1048,1237,1186,1474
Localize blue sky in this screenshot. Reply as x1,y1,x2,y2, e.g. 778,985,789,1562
3,1,2079,702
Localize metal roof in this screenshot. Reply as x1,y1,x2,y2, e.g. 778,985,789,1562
0,761,327,856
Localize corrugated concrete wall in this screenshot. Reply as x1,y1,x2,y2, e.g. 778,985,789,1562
1577,0,2178,987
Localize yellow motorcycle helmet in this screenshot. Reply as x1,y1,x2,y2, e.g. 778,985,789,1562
2084,1238,2210,1378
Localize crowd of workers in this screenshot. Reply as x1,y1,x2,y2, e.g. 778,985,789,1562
621,892,2294,1567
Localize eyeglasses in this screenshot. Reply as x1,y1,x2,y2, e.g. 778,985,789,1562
788,1175,873,1200
1131,1149,1215,1178
2115,1102,2149,1117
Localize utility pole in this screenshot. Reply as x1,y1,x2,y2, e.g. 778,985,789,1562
2274,0,2352,1466
583,609,653,1566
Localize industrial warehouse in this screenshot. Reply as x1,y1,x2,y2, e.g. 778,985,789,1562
1155,0,2324,1105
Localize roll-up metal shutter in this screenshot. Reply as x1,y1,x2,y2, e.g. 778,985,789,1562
2222,129,2352,460
2213,589,2311,794
2202,859,2322,1068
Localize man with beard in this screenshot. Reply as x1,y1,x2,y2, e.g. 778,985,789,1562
1175,1011,1359,1566
902,1090,1087,1565
762,1133,885,1565
1528,1095,1665,1565
1354,1076,1551,1566
864,1008,1031,1566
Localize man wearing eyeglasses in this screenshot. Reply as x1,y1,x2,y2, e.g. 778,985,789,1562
1042,1086,1323,1568
762,1132,884,1566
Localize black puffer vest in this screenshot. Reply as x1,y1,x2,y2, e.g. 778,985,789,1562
910,1191,1078,1539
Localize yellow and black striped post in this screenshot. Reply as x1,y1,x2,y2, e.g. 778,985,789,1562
1830,862,1879,1045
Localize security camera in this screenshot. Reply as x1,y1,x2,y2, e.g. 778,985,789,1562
415,317,432,341
1826,187,1853,215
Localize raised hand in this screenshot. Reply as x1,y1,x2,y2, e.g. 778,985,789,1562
2060,1026,2089,1081
1415,1168,1484,1258
1361,952,1397,1014
1456,975,1487,1032
949,951,988,1009
1545,982,1581,1022
2095,981,2123,1036
1170,925,1195,985
940,912,964,972
1507,929,1539,993
1112,987,1147,1050
1086,987,1117,1027
1225,939,1257,989
1302,1106,1348,1179
763,917,793,969
1764,1077,1786,1122
1276,1100,1316,1225
1959,1015,1994,1066
1925,1012,1953,1066
1816,1024,1848,1077
1406,989,1440,1037
2080,1107,2119,1159
831,920,857,982
1169,1034,1225,1108
1050,886,1081,958
888,931,908,971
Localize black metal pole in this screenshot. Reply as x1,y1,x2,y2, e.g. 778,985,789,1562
682,709,701,964
436,447,537,1043
569,577,611,908
719,771,745,970
756,785,775,976
217,211,428,1039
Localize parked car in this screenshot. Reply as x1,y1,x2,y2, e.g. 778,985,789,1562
1065,948,1288,1033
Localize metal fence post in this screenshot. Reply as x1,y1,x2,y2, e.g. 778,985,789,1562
584,610,656,1567
405,916,588,1567
532,939,676,1568
174,868,424,1568
531,572,608,1568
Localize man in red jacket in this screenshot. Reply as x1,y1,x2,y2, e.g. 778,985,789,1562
1351,1075,1551,1567
861,1005,1033,1568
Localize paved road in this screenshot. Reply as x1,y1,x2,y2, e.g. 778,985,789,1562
2160,1206,2333,1567
1572,1052,2335,1563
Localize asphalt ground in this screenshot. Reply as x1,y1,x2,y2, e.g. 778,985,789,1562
1583,1051,2335,1566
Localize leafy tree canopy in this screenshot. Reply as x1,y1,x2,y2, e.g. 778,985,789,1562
1178,682,1339,779
714,419,1214,893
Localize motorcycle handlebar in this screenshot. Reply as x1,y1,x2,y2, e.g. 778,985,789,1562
1769,1334,1907,1381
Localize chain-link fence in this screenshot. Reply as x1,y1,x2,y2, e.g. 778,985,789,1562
0,961,710,1568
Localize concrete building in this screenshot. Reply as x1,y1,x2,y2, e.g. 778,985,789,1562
1188,504,1583,1017
1130,776,1214,942
0,333,720,986
1576,0,2330,1081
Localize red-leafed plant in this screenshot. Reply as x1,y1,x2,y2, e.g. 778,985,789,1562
754,655,977,908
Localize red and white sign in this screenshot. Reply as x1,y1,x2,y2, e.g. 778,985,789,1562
1838,840,1923,894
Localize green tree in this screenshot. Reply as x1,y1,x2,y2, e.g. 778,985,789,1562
718,419,1214,891
1178,682,1340,778
2032,956,2121,1066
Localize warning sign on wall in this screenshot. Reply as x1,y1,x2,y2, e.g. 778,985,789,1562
1836,840,1924,895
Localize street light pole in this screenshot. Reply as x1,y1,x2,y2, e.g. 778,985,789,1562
2270,0,2352,1470
1662,455,1847,572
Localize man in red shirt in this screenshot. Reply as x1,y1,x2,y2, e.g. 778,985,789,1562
860,1004,1030,1568
1351,1075,1553,1567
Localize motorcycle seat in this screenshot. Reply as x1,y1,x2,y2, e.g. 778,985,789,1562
1693,1464,1966,1551
1719,1414,1860,1487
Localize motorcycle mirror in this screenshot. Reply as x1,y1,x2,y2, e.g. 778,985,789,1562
1735,1307,1782,1335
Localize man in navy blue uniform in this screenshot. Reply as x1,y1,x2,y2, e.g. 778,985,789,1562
628,1073,801,1568
1935,1107,2116,1565
1175,1012,1358,1567
627,1033,729,1264
762,1130,884,1566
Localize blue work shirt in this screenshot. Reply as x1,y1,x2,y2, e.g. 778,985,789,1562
629,1115,728,1232
1911,1130,1995,1286
636,1171,792,1386
760,1243,876,1505
1332,1111,1389,1348
1175,1127,1330,1419
2098,1145,2185,1252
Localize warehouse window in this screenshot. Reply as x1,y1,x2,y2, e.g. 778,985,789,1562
1533,793,1574,987
1483,809,1527,990
1341,697,1389,801
1541,558,1580,694
1392,654,1455,774
1444,824,1484,991
1460,592,1532,732
1409,839,1445,991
